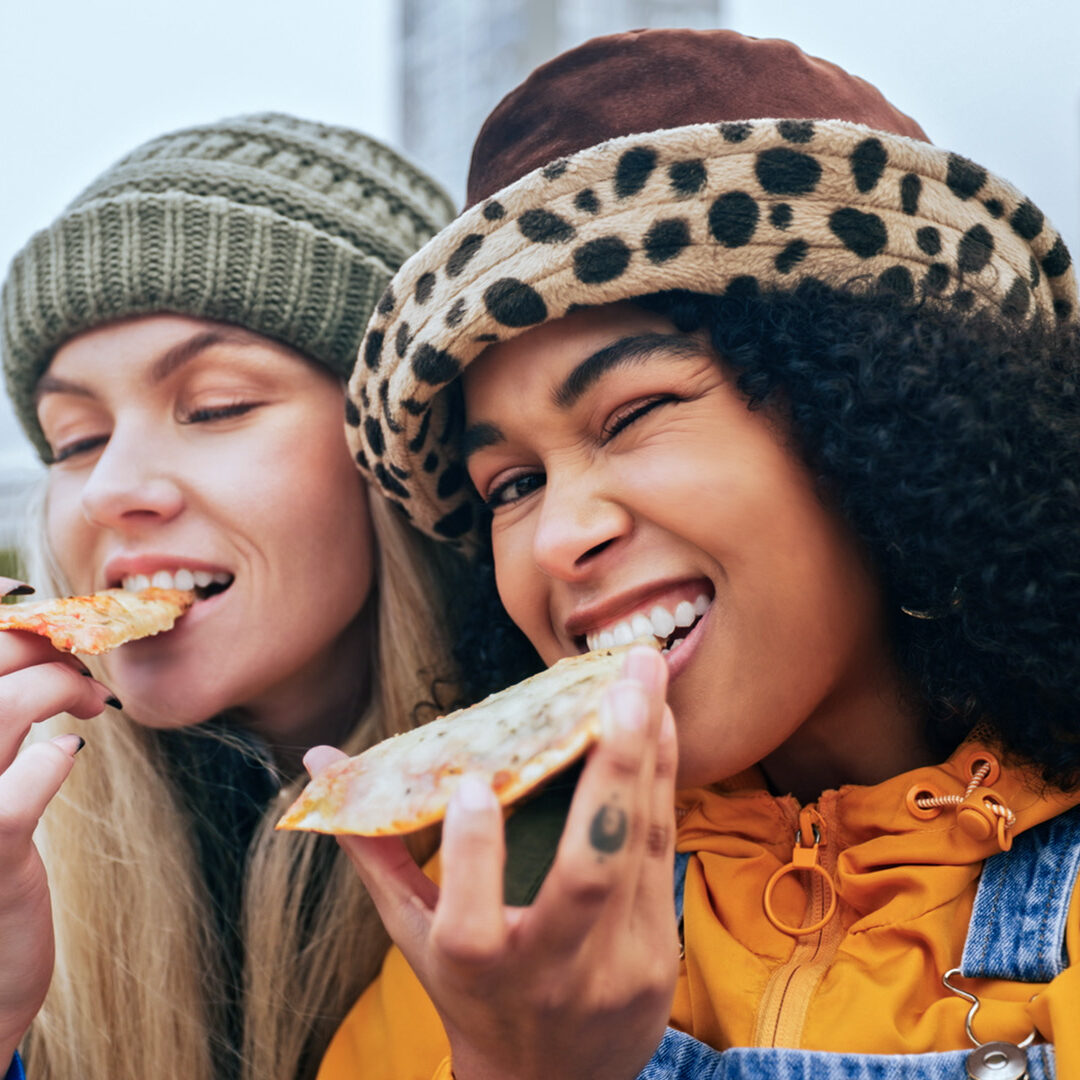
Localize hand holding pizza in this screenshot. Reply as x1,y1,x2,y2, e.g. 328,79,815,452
0,577,120,1065
309,645,679,1080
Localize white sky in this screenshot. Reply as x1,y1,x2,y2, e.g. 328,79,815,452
2,0,1078,473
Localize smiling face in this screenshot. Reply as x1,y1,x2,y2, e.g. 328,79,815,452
37,315,375,743
464,303,918,792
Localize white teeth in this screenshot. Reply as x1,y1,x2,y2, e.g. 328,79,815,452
674,600,696,628
669,636,686,652
649,605,676,639
121,568,229,593
584,593,714,653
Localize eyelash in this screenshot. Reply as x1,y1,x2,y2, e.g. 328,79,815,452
484,394,681,507
601,394,681,439
51,401,260,463
52,436,107,464
182,400,260,424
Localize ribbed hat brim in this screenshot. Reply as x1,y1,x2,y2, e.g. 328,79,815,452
1,112,455,459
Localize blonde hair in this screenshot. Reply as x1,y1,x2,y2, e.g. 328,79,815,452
20,486,458,1080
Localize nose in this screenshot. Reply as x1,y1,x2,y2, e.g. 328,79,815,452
531,471,632,581
79,425,185,530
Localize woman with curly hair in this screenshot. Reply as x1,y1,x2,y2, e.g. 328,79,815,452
314,29,1080,1080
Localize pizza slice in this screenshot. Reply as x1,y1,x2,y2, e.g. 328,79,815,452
0,587,195,654
277,645,636,836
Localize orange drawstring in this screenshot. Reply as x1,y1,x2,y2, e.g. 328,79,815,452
763,806,838,937
905,754,1017,851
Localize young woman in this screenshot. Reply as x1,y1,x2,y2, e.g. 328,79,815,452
0,113,459,1080
314,29,1080,1080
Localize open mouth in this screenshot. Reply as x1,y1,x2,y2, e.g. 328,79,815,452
121,569,234,601
582,592,712,655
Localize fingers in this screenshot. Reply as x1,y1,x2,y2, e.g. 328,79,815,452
430,775,507,964
303,743,347,775
0,629,92,678
1,578,34,597
0,661,114,773
0,734,84,867
633,706,680,918
531,647,668,953
0,658,114,753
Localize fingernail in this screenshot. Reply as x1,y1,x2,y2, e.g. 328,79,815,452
86,678,120,709
601,682,647,741
3,582,34,597
452,773,497,813
51,733,86,756
624,645,663,691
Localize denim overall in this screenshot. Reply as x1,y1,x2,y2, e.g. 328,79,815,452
637,806,1080,1079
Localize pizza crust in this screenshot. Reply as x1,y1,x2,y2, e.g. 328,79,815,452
277,645,637,836
0,587,195,654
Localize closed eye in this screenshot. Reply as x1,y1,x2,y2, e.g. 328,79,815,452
182,401,261,424
602,394,681,440
51,434,109,464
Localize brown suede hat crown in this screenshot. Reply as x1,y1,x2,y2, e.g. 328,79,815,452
348,29,1077,546
466,28,928,207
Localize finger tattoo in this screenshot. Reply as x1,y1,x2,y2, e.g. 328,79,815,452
589,803,628,855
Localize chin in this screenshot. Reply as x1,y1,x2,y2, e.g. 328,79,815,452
104,663,236,729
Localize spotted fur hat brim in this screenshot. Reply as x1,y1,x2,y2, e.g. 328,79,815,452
348,118,1077,545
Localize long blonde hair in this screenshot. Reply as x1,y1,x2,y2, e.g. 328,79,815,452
20,486,459,1080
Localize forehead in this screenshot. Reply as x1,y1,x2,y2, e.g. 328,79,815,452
461,302,678,413
49,315,230,374
42,315,315,399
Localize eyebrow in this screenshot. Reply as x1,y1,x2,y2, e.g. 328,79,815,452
552,332,704,409
34,328,267,403
148,329,263,384
461,421,506,460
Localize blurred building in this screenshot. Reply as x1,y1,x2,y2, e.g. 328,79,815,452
400,0,724,204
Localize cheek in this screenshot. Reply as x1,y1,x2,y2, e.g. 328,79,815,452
493,527,555,658
279,432,375,589
44,474,93,590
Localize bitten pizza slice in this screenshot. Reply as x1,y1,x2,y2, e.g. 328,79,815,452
0,588,195,654
277,645,637,836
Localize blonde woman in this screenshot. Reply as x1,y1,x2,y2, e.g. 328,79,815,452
0,114,457,1080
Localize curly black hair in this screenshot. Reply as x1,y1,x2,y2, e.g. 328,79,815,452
451,280,1080,789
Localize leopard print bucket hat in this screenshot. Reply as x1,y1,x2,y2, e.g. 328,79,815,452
348,28,1078,545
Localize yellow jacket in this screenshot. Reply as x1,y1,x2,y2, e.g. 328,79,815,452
318,745,1080,1080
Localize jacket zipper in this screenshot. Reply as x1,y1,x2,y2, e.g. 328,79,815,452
752,799,845,1048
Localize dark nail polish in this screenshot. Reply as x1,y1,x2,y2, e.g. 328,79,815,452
3,583,34,597
74,660,93,676
105,696,123,710
72,735,86,754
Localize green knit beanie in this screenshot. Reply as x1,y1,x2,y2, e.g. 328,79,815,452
1,112,455,460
